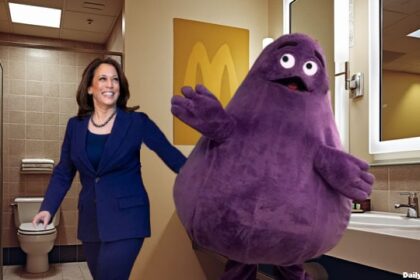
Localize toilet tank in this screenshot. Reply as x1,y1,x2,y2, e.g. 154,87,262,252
13,197,60,227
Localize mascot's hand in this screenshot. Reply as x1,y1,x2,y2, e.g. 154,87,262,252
314,145,375,201
171,84,235,142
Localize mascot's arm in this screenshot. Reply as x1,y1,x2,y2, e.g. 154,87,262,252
171,84,236,143
314,145,374,201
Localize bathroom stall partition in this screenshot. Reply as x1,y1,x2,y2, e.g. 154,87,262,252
0,42,121,276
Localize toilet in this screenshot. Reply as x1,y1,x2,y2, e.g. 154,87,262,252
12,197,60,273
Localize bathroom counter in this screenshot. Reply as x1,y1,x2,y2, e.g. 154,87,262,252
326,213,420,274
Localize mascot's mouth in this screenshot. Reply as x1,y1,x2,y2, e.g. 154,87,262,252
272,77,308,92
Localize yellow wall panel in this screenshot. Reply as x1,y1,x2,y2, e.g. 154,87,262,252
173,18,249,145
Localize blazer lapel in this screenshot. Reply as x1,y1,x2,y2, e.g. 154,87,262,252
75,116,96,175
96,107,132,174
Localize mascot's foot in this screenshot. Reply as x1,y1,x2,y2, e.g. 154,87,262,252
219,259,257,280
274,263,315,280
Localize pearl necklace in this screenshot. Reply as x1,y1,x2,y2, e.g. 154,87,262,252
90,110,117,128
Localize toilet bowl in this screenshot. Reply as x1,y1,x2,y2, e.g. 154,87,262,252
12,197,60,273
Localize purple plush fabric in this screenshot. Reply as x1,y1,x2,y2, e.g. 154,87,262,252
171,34,374,267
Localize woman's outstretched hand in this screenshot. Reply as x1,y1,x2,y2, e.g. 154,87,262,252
32,211,52,229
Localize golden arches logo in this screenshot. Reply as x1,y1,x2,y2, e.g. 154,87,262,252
183,42,239,105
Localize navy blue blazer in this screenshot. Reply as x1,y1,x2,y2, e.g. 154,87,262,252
40,107,186,242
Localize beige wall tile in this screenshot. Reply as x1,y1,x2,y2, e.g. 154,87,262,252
44,97,59,113
56,226,79,245
61,210,78,227
44,113,59,125
6,95,25,111
26,124,45,140
8,155,22,168
59,83,77,98
26,48,56,64
60,65,77,83
44,140,60,159
389,165,420,191
5,182,25,198
26,81,44,96
44,82,59,97
44,125,59,140
59,114,74,126
61,197,78,211
9,79,25,95
2,228,19,247
370,190,389,212
9,139,25,157
25,140,45,156
2,211,13,230
59,98,77,114
9,47,25,62
0,45,9,59
7,167,21,184
25,62,43,82
9,61,25,79
9,111,26,124
42,63,60,82
26,96,43,112
59,51,77,66
369,166,388,191
26,112,44,125
8,124,25,139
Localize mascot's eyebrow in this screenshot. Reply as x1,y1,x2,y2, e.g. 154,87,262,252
276,41,298,49
314,51,325,68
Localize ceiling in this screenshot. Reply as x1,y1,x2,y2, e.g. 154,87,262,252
383,0,420,74
0,0,123,44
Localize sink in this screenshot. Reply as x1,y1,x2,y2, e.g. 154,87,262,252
349,212,420,229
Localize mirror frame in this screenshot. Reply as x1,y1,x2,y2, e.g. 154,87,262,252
369,0,420,159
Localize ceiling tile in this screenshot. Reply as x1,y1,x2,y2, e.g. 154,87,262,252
12,23,60,39
0,1,9,21
60,28,107,43
65,0,122,17
0,20,10,32
61,10,115,33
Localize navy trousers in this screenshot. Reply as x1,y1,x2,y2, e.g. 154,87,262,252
83,238,144,280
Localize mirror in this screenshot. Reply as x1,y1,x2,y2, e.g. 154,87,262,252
369,0,420,157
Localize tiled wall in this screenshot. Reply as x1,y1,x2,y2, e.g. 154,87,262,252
0,44,101,249
369,165,420,213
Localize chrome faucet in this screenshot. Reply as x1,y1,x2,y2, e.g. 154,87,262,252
394,192,419,218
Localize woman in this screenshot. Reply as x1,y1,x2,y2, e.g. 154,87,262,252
32,57,186,279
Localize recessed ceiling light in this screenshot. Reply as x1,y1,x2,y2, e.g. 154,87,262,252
407,29,420,39
9,2,61,28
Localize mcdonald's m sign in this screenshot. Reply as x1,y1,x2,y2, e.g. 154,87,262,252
173,18,249,145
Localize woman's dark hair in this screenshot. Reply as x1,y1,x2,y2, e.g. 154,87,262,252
76,57,139,116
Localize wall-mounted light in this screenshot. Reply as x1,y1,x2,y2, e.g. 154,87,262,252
9,2,62,28
262,37,274,49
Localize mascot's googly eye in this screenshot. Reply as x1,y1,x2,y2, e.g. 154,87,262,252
280,54,295,69
303,61,318,76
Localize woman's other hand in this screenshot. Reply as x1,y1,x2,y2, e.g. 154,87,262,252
32,211,52,229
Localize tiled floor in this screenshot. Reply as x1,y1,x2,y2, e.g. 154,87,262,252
3,262,93,280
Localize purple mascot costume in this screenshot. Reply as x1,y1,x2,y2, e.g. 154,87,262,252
171,33,374,280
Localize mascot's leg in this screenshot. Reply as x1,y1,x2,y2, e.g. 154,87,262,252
275,264,313,280
220,259,257,280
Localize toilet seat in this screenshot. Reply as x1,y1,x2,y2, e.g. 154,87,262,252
18,223,56,235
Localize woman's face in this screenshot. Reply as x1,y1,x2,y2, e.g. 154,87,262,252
88,63,120,109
